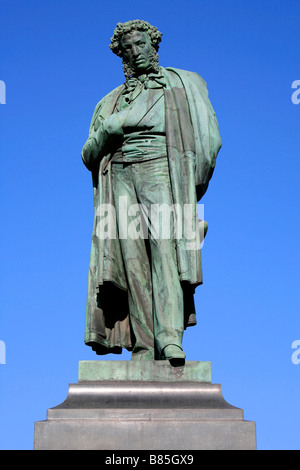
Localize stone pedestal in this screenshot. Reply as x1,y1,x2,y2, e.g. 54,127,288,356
34,361,256,450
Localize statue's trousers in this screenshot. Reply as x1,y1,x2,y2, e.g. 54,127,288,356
111,157,184,359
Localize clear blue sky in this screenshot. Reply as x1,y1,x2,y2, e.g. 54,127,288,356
0,0,299,450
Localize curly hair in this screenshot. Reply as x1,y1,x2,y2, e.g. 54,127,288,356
109,20,163,58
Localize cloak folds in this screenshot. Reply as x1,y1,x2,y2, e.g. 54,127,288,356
82,67,222,355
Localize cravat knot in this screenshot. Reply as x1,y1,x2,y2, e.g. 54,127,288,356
124,72,166,93
120,71,166,108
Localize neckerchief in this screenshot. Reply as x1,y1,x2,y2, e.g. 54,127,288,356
121,71,167,106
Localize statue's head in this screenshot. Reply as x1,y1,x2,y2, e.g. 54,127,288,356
109,20,163,79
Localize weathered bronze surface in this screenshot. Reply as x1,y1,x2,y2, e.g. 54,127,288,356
81,20,222,363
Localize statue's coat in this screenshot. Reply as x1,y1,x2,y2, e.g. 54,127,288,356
82,67,222,354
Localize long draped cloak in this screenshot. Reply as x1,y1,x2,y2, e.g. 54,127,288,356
81,67,222,354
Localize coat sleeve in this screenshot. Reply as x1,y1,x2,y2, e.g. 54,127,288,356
81,99,111,171
81,85,125,171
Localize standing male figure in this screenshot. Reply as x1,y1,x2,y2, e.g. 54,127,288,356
82,20,221,364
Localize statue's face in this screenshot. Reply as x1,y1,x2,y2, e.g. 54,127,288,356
120,31,152,73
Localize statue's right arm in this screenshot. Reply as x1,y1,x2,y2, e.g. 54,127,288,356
81,103,128,171
81,100,108,171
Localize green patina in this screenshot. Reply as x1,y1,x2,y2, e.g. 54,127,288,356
78,360,211,383
81,20,221,365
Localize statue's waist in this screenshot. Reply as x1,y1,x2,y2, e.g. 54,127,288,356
112,133,167,163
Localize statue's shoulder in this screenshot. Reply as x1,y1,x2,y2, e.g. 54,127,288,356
163,67,207,92
163,67,208,100
89,84,124,132
92,84,124,115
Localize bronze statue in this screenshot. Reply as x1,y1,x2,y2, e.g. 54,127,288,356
81,20,222,364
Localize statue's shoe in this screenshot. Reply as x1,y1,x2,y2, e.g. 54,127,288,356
162,345,186,366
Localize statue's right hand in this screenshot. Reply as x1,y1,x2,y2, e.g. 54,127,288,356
101,112,125,137
82,110,127,170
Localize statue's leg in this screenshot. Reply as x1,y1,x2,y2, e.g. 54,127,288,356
150,236,184,357
112,163,155,360
134,158,185,359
